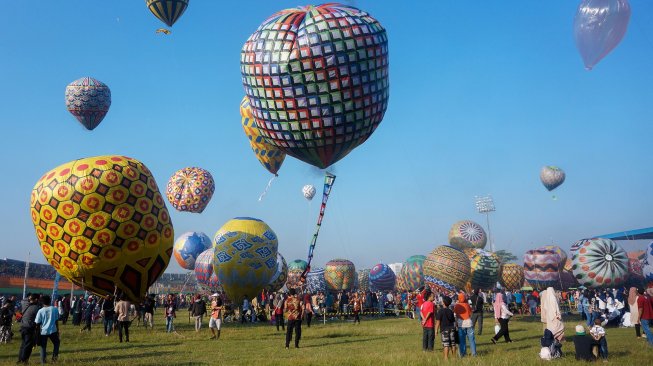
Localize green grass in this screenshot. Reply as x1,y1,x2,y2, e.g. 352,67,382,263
1,313,652,365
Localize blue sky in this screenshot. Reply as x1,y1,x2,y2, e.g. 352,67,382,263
1,1,651,273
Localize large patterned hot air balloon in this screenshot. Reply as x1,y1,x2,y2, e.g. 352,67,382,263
65,77,111,130
467,249,500,290
213,218,278,302
574,0,631,70
302,185,316,201
166,167,215,213
499,263,525,290
173,231,211,270
324,259,356,292
286,259,308,290
540,166,565,192
448,221,487,250
30,155,174,302
399,255,426,291
146,0,189,27
240,97,286,176
306,268,327,294
570,238,629,288
523,247,561,289
195,248,220,291
240,4,389,169
369,263,396,291
642,242,653,285
423,246,471,292
357,269,370,293
540,245,568,270
265,253,288,292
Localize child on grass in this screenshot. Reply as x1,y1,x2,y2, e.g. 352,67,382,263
590,318,608,361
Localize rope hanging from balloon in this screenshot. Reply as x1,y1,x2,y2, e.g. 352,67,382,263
301,172,336,282
258,175,277,202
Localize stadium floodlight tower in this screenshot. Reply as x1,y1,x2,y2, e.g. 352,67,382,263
475,195,496,253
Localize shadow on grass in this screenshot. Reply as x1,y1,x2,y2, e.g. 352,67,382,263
59,342,182,354
74,350,175,362
302,336,387,348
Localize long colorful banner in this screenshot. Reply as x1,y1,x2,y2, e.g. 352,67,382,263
301,172,336,281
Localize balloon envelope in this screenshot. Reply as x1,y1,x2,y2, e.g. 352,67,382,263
448,221,487,250
306,268,327,294
357,269,371,293
286,259,308,290
195,248,220,291
265,253,288,292
173,231,211,270
574,0,631,70
399,255,426,291
423,245,471,292
499,263,525,290
166,167,215,213
523,247,561,289
146,0,189,27
369,263,396,291
468,249,500,290
324,259,356,292
240,97,286,175
65,77,111,130
540,166,565,191
302,185,316,201
570,238,629,288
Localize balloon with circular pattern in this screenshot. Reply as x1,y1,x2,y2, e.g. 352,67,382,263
213,217,278,302
30,155,174,302
399,255,426,291
240,97,286,176
570,238,629,288
166,167,215,213
173,231,211,270
302,185,316,201
286,259,308,290
65,77,111,131
195,248,221,291
265,252,288,292
423,245,471,292
240,4,389,169
523,247,561,289
467,249,500,290
324,259,356,292
306,267,327,294
448,220,487,250
369,263,396,291
499,263,525,290
146,0,189,27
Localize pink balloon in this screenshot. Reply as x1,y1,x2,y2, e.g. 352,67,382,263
573,0,631,70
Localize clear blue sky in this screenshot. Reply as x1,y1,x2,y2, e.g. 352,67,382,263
1,1,651,273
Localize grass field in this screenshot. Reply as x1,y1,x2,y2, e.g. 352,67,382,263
1,313,652,365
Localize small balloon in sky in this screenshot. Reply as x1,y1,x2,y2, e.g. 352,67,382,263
540,166,565,192
574,0,631,70
302,185,316,201
146,0,189,27
65,77,111,130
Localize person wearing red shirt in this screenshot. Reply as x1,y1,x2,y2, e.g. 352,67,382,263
420,290,435,351
416,290,425,322
637,288,653,346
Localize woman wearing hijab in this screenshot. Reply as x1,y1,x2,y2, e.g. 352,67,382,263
540,289,549,330
628,287,641,338
542,287,565,342
491,292,513,344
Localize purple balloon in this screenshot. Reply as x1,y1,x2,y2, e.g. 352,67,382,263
574,0,631,70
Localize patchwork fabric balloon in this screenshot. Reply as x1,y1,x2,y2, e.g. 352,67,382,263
166,167,215,213
574,0,631,70
240,97,286,176
448,220,487,250
423,246,471,292
195,248,220,291
240,4,389,169
499,263,525,290
65,77,111,130
173,231,211,270
302,185,316,201
468,249,500,290
324,259,356,292
399,255,426,291
370,263,396,291
30,155,174,302
146,0,189,27
213,217,278,302
523,247,561,289
306,267,327,294
286,259,308,290
540,166,565,191
265,253,288,292
570,238,629,288
357,269,370,293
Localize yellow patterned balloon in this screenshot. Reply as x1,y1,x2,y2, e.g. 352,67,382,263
30,156,174,302
240,97,286,176
213,217,278,302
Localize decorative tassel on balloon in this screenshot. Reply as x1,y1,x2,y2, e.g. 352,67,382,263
258,175,277,202
301,172,336,282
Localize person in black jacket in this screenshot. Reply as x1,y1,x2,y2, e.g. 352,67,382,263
470,289,484,335
17,294,40,364
190,295,207,332
101,295,115,336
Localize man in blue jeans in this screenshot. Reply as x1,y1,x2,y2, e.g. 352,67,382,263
420,290,435,351
638,288,653,346
35,295,60,363
454,292,476,357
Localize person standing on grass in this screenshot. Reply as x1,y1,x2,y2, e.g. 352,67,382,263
351,292,362,325
420,290,435,352
190,294,207,332
303,294,314,327
209,294,223,340
165,294,177,333
143,295,155,329
115,294,131,343
35,295,60,364
542,287,565,342
638,288,653,346
470,289,484,335
454,292,476,357
434,295,456,360
17,294,40,364
491,292,513,344
284,289,303,349
101,295,115,336
274,294,285,331
80,296,94,332
628,287,642,338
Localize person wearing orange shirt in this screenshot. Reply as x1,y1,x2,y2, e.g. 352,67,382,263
454,292,476,357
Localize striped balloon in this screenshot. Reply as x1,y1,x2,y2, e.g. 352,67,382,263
399,255,426,291
146,0,189,27
468,249,500,290
523,247,561,289
570,238,629,288
370,263,396,291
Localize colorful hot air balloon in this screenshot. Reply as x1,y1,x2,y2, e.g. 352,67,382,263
146,0,189,27
240,97,286,176
641,242,653,286
574,0,631,70
540,166,565,192
266,253,288,292
173,231,211,270
423,246,471,292
369,263,396,291
65,77,111,130
286,259,308,290
499,263,525,290
302,185,316,201
324,259,356,292
357,269,371,293
240,4,389,169
523,247,562,289
195,248,220,291
30,155,174,302
166,167,215,213
540,245,568,270
213,217,277,302
570,238,629,288
448,221,487,250
306,268,327,294
467,249,500,290
399,255,426,291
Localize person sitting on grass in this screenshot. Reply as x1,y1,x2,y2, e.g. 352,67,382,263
573,324,595,361
434,295,456,360
590,318,608,362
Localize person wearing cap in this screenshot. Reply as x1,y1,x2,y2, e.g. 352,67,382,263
573,324,595,361
209,294,223,340
283,289,303,349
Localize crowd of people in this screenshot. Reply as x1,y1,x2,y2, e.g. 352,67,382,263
0,259,58,280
